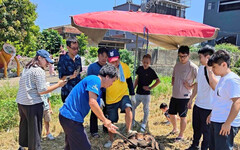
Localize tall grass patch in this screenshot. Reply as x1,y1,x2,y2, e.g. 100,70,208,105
0,82,19,131
151,76,172,97
0,82,62,131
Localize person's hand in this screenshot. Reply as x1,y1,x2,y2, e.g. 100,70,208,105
103,119,118,134
219,122,231,136
187,100,193,109
70,70,78,79
131,95,136,105
100,98,105,109
206,114,211,125
143,86,151,91
49,109,53,114
183,81,192,90
58,79,67,87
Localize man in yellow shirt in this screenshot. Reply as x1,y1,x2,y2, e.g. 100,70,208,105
104,49,136,148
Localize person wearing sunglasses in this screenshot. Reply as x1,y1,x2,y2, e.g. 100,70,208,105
58,37,82,103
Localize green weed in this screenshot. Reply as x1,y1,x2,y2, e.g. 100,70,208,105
151,76,172,97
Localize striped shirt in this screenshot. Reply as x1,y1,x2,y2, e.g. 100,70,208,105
16,66,47,105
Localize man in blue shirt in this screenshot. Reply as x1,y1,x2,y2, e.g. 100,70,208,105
58,37,82,103
59,64,118,150
87,47,108,138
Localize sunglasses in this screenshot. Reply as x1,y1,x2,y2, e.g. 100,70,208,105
70,47,79,51
178,55,188,59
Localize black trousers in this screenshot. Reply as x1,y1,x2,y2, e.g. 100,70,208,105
59,114,91,150
61,94,68,103
18,103,43,150
90,106,108,134
192,105,212,150
90,91,107,134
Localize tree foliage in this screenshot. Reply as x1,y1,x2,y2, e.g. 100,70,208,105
215,43,240,53
76,33,88,56
119,49,134,72
84,46,98,65
38,29,63,54
0,0,37,46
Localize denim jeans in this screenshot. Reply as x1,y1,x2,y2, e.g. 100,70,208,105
209,122,239,150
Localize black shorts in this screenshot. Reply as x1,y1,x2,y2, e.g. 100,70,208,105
168,97,189,117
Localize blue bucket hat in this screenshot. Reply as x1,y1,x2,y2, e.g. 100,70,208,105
36,49,54,64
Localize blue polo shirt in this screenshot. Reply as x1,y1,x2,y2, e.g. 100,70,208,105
58,52,82,96
59,75,101,123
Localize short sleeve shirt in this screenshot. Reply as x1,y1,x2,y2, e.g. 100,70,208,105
172,61,198,99
136,66,158,95
87,62,102,76
16,66,47,105
58,52,82,96
211,72,240,127
59,75,101,123
106,62,131,104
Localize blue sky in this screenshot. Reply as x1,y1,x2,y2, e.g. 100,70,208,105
30,0,205,30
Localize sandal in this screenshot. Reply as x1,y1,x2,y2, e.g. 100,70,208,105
91,133,100,138
167,130,178,136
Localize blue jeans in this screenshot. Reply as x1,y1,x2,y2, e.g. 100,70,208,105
209,122,239,150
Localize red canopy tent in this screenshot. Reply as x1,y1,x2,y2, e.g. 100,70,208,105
71,10,219,50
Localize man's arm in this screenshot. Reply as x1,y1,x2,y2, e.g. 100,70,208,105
207,68,218,90
58,57,78,81
150,78,160,90
143,78,161,91
220,97,240,136
171,76,174,86
39,80,66,95
188,83,198,109
126,77,135,95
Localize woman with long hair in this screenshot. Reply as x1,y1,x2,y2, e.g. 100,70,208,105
16,49,66,150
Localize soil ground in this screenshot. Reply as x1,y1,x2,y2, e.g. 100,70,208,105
0,73,240,150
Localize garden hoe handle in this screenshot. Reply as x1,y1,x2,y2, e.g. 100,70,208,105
116,131,137,148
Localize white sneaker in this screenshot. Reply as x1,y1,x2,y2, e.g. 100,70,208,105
128,130,138,136
104,140,112,148
47,133,55,140
140,124,146,132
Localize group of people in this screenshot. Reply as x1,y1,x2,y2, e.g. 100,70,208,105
165,46,240,150
15,36,240,150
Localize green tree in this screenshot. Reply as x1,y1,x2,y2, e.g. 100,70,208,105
0,0,37,50
84,46,98,65
38,29,63,55
215,43,239,53
119,49,134,72
76,33,88,56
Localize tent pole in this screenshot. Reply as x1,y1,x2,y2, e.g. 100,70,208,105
133,34,138,83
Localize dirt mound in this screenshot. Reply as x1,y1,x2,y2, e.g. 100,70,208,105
111,133,161,150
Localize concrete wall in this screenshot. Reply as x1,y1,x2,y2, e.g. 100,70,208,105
136,49,200,76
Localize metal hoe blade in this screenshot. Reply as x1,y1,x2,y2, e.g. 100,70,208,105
116,131,137,148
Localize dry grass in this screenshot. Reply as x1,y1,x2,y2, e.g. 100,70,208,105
0,94,240,150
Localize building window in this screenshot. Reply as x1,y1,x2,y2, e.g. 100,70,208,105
219,0,240,12
208,2,212,10
207,2,215,10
